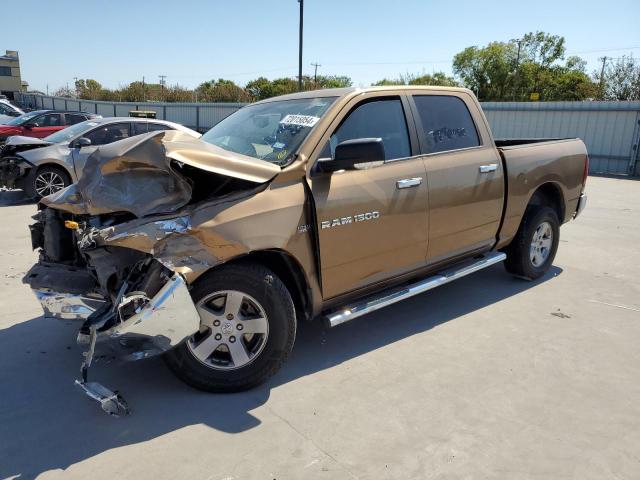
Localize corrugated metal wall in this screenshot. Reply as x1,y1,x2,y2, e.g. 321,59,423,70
16,94,640,176
17,93,245,135
482,101,640,176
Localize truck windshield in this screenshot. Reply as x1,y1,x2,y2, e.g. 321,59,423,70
200,97,336,166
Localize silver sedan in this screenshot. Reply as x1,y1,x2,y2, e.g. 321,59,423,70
0,117,200,198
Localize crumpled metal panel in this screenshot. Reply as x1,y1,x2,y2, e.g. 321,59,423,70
41,130,280,218
42,132,193,217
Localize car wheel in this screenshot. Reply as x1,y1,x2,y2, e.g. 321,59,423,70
503,205,560,280
164,263,296,392
28,165,71,199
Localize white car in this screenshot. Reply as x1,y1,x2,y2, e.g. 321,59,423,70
0,99,24,124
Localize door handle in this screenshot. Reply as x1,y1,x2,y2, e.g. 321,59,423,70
479,164,497,173
396,177,423,189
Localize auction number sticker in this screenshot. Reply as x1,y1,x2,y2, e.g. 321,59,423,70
279,114,320,127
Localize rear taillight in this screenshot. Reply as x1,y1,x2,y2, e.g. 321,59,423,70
582,154,589,187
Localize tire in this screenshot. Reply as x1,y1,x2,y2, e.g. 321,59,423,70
27,165,71,199
164,263,296,392
503,205,560,280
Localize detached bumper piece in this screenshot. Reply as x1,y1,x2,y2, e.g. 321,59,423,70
75,325,130,417
30,270,200,416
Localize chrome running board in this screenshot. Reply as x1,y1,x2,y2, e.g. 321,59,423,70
324,251,506,327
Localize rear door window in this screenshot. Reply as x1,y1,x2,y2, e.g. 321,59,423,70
412,95,480,154
65,113,88,125
132,122,148,135
148,122,173,133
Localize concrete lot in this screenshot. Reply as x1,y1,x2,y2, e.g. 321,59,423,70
0,176,639,480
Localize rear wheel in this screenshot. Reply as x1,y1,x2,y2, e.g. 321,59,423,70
28,165,71,199
504,205,560,280
164,264,296,392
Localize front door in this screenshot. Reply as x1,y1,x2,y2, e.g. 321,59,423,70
71,122,132,178
30,113,64,138
310,97,429,299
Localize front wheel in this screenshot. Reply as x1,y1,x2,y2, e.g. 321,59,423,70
503,205,560,280
27,165,71,199
164,264,296,392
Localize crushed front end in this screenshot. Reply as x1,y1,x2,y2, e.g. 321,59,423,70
21,131,282,415
23,207,201,415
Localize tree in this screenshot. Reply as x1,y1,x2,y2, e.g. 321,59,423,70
453,31,597,101
74,78,103,100
373,72,458,87
314,75,352,89
453,42,518,100
196,78,251,102
52,86,74,98
598,55,640,100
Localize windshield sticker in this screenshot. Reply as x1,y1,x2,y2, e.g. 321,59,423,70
279,114,320,128
272,141,286,150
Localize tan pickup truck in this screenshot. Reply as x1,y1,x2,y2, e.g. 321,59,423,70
23,86,588,415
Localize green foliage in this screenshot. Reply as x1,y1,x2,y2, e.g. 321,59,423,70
452,31,599,101
598,55,640,100
195,78,252,102
373,72,458,87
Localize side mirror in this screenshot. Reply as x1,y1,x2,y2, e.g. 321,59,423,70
73,137,92,148
318,138,385,173
23,122,36,129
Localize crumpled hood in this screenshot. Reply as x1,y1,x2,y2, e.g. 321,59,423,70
4,135,53,147
42,130,280,218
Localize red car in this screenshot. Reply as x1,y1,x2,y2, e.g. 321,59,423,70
0,110,99,142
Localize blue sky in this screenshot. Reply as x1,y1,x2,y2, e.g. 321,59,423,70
6,0,640,92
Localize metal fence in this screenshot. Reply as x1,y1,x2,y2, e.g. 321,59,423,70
16,93,245,134
483,101,640,176
16,93,640,176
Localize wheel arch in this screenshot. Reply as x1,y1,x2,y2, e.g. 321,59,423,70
33,161,73,179
527,182,565,223
197,249,313,323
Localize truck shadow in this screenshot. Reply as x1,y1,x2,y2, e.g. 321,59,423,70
0,264,561,479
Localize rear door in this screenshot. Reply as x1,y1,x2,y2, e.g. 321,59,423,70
71,122,133,178
30,113,64,138
309,94,429,299
408,92,504,264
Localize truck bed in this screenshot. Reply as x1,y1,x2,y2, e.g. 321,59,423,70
496,137,588,249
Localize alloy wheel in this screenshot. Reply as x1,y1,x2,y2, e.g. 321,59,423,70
34,171,66,197
187,290,269,370
530,221,553,267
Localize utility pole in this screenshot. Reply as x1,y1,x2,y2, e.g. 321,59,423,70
513,39,522,101
599,56,608,100
73,77,78,98
298,0,304,91
142,75,146,102
159,75,166,100
311,62,321,86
